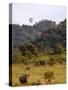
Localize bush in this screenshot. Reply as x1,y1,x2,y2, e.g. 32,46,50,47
57,57,66,64
12,48,23,64
44,71,54,84
35,60,46,66
54,44,65,54
25,67,30,70
19,43,38,57
21,57,29,65
12,48,32,64
48,58,55,66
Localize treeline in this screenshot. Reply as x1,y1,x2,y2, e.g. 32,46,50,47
11,19,66,64
12,43,66,65
11,19,56,47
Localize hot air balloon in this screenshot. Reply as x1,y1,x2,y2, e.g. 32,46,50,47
29,18,33,23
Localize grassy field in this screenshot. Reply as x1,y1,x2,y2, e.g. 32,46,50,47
12,54,66,86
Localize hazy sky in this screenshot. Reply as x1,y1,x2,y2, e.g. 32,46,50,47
12,3,66,25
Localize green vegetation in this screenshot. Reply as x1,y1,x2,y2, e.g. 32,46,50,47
44,71,54,84
10,19,66,86
11,54,66,86
12,41,66,86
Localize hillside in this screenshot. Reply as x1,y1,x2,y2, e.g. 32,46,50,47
10,19,57,47
10,19,66,54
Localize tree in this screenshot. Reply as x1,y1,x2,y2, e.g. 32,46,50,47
54,44,64,54
19,43,38,57
48,58,55,66
12,48,23,63
12,48,29,64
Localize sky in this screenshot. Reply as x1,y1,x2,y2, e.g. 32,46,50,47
12,3,66,25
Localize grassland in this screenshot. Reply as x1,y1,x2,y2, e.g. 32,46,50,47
12,54,66,86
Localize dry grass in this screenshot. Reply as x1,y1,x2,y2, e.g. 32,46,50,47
12,63,66,86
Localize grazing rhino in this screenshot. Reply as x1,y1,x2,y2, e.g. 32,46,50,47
19,73,30,85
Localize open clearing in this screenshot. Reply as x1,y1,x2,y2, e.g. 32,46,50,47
12,64,66,86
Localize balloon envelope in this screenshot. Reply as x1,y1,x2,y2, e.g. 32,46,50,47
29,18,33,23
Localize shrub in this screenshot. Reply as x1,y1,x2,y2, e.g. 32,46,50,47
21,57,29,65
54,44,64,54
12,48,23,64
44,71,54,84
48,58,55,66
19,43,38,57
25,67,30,70
35,60,46,66
57,57,66,64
